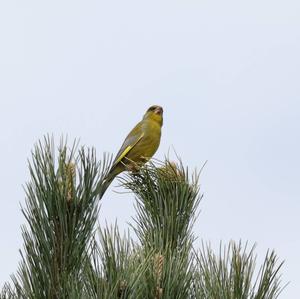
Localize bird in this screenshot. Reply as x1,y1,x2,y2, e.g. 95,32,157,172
99,105,163,198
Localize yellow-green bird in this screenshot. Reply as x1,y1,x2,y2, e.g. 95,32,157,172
100,105,163,198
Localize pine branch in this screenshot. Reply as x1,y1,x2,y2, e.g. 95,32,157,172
123,160,202,252
0,141,286,299
6,136,111,299
121,160,202,298
83,223,154,299
192,241,285,299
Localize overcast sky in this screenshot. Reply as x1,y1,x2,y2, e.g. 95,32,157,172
0,1,299,297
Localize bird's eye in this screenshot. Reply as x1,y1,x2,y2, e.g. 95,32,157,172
148,106,156,111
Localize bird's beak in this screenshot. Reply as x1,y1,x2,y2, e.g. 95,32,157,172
154,106,163,115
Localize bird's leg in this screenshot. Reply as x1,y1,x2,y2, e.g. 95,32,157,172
123,157,140,172
140,156,150,164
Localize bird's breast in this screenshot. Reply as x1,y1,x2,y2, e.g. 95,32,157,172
127,121,161,162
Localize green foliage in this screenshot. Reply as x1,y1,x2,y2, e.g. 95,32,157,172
123,160,201,251
83,223,195,299
193,242,284,299
2,137,110,299
83,224,154,299
0,138,285,299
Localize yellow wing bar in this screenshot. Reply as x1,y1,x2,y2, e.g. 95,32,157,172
113,132,144,166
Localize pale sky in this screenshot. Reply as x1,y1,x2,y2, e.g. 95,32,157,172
0,1,299,298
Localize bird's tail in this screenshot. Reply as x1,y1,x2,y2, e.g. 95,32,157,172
99,172,116,199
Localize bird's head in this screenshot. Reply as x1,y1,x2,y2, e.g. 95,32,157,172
143,105,163,126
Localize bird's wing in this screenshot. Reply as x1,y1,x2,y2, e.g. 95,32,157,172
112,122,144,167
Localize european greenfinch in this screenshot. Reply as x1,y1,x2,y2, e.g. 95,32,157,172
100,105,163,197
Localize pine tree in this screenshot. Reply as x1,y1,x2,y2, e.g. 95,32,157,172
1,137,285,299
